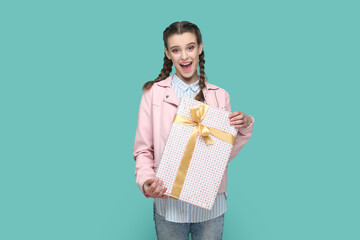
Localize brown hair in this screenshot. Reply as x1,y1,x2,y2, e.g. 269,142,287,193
142,21,206,102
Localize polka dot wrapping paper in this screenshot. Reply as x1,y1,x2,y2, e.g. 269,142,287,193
155,97,238,210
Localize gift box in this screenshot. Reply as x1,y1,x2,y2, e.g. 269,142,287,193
155,97,238,210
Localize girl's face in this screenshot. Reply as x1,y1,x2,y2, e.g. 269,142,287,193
164,32,203,84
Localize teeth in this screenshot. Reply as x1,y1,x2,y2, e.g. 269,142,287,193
181,62,191,66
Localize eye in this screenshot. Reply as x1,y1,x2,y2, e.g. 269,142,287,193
188,46,195,50
172,49,179,53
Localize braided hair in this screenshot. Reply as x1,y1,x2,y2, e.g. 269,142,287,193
142,21,206,102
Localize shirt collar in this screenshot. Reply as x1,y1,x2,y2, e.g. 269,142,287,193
172,73,200,93
157,74,219,93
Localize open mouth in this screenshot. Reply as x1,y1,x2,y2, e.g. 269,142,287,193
180,62,192,71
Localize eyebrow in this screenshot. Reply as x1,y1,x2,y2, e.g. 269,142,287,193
170,42,196,50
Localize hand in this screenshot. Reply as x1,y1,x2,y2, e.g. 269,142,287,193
229,111,252,129
143,177,169,199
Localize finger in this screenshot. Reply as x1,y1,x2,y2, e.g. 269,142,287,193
154,180,163,195
229,112,235,118
143,178,154,193
161,194,170,199
160,188,169,199
230,115,245,123
229,111,238,118
230,120,244,126
149,178,159,193
234,123,247,129
230,115,244,122
160,187,167,194
145,178,155,186
158,187,167,197
229,111,240,118
158,183,168,196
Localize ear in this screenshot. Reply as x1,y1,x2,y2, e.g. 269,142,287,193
164,47,171,60
198,42,203,55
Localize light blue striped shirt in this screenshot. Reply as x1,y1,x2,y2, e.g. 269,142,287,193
154,73,227,223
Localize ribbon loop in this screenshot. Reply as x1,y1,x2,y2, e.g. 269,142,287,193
190,104,207,125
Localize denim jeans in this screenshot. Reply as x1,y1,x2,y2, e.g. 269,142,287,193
153,204,225,240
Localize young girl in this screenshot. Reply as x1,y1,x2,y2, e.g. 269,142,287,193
133,21,254,240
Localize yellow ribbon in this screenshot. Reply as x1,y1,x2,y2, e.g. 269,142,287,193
170,103,236,199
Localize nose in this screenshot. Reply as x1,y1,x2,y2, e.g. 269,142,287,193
181,50,188,60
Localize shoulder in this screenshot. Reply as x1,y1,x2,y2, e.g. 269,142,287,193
205,81,229,98
145,75,172,93
141,78,170,104
140,84,155,106
142,85,154,98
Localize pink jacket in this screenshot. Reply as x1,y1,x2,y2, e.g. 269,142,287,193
133,74,254,197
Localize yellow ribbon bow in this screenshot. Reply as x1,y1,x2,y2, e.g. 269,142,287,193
170,103,236,199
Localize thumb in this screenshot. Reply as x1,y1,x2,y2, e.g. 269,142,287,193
145,178,155,186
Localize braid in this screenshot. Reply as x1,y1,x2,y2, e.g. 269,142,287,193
194,50,206,102
142,54,173,91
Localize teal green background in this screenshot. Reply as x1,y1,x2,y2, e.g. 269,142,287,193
1,0,359,239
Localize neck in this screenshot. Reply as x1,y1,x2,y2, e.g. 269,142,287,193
175,73,199,85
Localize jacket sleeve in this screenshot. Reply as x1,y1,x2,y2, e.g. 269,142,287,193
133,88,155,197
225,91,255,162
